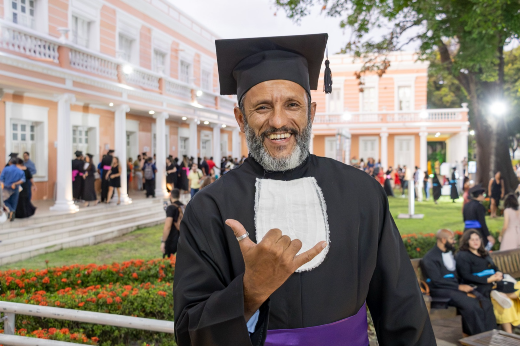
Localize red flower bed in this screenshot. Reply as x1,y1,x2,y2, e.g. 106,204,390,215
0,328,98,345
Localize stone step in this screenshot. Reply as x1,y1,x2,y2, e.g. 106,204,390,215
0,202,166,240
0,197,165,230
0,215,165,266
0,209,165,251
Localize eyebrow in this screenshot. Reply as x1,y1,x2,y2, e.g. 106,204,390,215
250,97,304,107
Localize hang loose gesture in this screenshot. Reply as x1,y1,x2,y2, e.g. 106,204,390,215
225,219,327,322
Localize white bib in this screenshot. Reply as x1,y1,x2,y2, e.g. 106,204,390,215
254,177,330,272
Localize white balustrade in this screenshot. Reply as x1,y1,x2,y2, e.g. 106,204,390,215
125,69,160,90
165,80,191,100
197,92,216,107
0,25,59,62
220,97,236,113
69,49,118,79
315,109,466,124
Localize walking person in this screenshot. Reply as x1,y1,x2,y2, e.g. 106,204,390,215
161,188,185,259
383,167,394,197
127,158,133,191
106,157,122,205
488,171,505,218
463,184,495,250
423,171,430,201
450,167,459,202
100,150,114,202
133,155,143,191
23,152,37,200
0,157,25,221
72,151,85,203
178,156,190,196
82,154,98,207
15,158,36,219
143,157,157,198
166,157,177,192
188,162,203,198
499,194,520,251
432,171,442,204
402,165,411,197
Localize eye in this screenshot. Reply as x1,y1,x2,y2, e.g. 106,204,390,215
288,102,300,108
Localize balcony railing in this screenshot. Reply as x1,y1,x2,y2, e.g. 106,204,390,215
314,108,468,124
220,97,236,112
0,21,59,62
69,48,118,80
165,79,192,100
125,67,160,90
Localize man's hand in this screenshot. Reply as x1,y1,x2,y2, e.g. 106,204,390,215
458,284,474,293
11,183,16,190
225,219,326,322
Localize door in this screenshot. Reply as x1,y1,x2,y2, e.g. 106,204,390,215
201,139,212,158
325,137,337,160
179,137,189,157
359,137,379,161
395,136,414,169
72,126,89,156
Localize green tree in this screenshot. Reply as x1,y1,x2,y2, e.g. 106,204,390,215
275,0,520,191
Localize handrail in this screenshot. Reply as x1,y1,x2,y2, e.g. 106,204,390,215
0,301,174,338
0,334,80,346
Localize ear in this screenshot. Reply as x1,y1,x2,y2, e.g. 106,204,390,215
310,101,317,124
234,107,246,133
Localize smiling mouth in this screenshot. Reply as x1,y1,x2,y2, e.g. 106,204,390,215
266,132,293,141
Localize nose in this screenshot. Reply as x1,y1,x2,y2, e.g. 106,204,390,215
268,104,289,129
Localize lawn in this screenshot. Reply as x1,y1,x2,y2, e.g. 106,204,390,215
1,196,505,270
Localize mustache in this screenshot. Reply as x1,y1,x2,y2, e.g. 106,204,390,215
260,126,299,139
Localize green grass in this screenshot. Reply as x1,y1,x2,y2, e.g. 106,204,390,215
0,196,505,270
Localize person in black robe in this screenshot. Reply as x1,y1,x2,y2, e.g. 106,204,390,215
463,184,494,250
178,156,189,193
450,167,459,202
383,168,394,197
432,172,442,204
71,151,84,202
100,150,114,202
82,154,98,206
15,158,36,218
161,188,184,258
173,34,434,346
421,229,496,336
166,157,177,192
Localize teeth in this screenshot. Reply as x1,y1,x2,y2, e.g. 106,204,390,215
269,133,291,140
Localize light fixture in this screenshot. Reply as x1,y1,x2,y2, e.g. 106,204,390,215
419,110,428,119
490,101,507,117
221,124,227,128
341,111,352,121
196,90,203,97
149,110,155,115
469,130,475,136
203,121,209,125
435,132,441,137
122,64,133,74
109,102,114,107
181,117,187,120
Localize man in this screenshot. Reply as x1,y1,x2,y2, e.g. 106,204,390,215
421,229,496,336
100,149,114,202
450,167,459,202
463,184,495,250
173,34,434,345
200,156,210,177
72,151,85,202
0,157,25,221
23,152,37,200
187,162,203,198
142,157,156,198
133,155,143,191
161,188,185,258
402,165,411,197
206,156,217,176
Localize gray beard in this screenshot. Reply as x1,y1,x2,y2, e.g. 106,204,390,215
244,117,312,172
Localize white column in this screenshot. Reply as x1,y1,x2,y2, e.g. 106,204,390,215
154,112,169,198
309,134,314,154
419,130,428,172
212,124,221,173
232,127,240,159
50,94,78,212
189,120,198,159
380,132,388,170
114,104,131,204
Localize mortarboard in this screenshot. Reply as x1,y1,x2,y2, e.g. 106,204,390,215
108,149,115,154
75,151,83,157
469,184,485,196
215,34,331,102
8,153,18,158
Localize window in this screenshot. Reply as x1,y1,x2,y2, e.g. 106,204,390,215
11,119,36,163
361,87,376,112
118,34,133,62
180,61,191,84
179,137,189,157
201,70,211,91
398,86,412,111
153,49,166,74
72,126,89,155
72,16,90,48
11,0,35,29
327,88,343,113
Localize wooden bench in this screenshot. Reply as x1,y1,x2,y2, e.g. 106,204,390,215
490,248,520,279
459,329,520,345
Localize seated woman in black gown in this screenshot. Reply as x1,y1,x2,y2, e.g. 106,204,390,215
15,158,36,218
106,157,122,205
456,229,520,333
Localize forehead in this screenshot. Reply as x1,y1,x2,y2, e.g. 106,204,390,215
243,80,308,104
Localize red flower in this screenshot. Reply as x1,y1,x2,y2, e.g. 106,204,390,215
42,277,50,284
61,278,67,283
416,247,421,252
55,301,60,306
78,302,85,307
132,273,138,279
107,297,113,304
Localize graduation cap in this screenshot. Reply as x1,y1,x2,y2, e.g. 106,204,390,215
8,153,18,158
75,151,83,157
469,184,485,197
215,34,332,102
107,149,115,154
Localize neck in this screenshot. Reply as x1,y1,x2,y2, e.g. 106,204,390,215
470,248,480,255
437,242,446,252
170,198,178,203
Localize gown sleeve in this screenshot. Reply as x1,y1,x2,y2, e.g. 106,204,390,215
477,204,490,238
173,203,270,346
366,190,436,345
456,253,489,285
420,257,460,290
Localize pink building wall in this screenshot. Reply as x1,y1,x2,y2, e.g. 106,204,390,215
140,26,152,70
100,5,117,57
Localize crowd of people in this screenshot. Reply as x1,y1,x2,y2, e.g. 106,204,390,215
0,152,37,221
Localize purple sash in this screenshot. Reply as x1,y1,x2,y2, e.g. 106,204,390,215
265,303,369,346
103,165,111,170
72,170,83,182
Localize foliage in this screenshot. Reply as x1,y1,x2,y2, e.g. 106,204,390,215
0,328,99,345
427,52,468,109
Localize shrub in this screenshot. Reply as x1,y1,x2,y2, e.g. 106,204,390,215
0,328,99,345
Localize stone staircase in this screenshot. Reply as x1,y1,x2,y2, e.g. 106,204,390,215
0,198,167,266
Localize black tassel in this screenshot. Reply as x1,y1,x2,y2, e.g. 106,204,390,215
323,59,333,94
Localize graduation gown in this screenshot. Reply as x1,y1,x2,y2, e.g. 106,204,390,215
450,172,459,200
432,174,442,201
71,159,85,200
455,250,498,298
463,200,490,246
173,155,434,346
100,155,112,202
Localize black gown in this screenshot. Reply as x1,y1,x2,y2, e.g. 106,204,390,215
455,250,498,298
173,155,434,346
432,173,442,202
100,155,113,202
383,170,394,197
166,164,176,191
83,163,97,202
164,200,184,258
463,199,490,247
178,161,189,191
15,169,36,218
108,165,121,188
72,159,85,200
450,172,459,200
